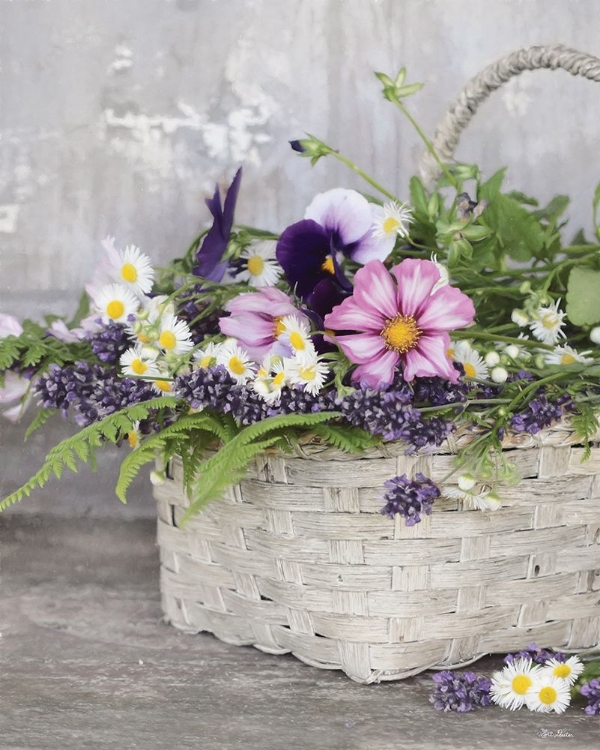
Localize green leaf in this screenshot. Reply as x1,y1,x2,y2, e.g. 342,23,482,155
477,168,506,202
531,195,570,222
24,408,55,440
409,176,428,215
506,190,539,207
566,267,600,325
482,194,545,262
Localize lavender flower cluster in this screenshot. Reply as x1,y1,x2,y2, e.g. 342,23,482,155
430,670,492,712
88,322,130,364
36,361,155,427
503,643,566,665
381,473,441,525
511,393,574,435
581,678,600,716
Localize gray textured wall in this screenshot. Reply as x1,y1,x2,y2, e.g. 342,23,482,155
2,0,600,516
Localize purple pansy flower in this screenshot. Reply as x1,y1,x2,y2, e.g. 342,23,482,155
193,168,242,282
276,188,395,300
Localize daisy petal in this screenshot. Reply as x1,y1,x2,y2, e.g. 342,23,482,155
392,258,441,318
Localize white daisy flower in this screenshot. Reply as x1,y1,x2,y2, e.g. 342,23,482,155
544,345,593,367
371,201,413,241
444,487,502,512
157,315,194,356
431,254,449,292
235,240,281,288
127,421,141,450
526,675,572,714
540,656,584,686
500,334,531,361
143,294,175,322
490,367,509,384
452,340,488,380
529,300,567,345
511,309,529,327
112,244,155,297
94,283,140,325
253,358,288,405
278,315,316,362
194,342,223,369
287,354,330,396
120,346,160,378
490,659,542,710
152,379,174,395
484,350,500,367
217,342,256,384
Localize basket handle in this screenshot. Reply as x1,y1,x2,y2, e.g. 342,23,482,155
418,44,600,191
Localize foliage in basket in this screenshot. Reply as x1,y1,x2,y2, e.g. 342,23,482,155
2,67,600,529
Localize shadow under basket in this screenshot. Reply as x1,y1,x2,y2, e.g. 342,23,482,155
154,424,600,683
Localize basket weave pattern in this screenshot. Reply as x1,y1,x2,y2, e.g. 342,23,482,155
154,426,600,683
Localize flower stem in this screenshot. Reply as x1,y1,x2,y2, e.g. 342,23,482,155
453,330,554,351
392,99,458,189
327,150,400,203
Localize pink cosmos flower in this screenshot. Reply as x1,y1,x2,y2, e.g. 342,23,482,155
324,259,475,387
0,313,23,338
219,287,307,361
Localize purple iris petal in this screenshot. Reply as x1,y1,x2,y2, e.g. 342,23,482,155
193,167,242,282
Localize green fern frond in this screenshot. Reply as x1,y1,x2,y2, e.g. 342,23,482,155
115,411,223,502
571,403,600,462
0,396,180,511
311,423,382,453
24,408,56,440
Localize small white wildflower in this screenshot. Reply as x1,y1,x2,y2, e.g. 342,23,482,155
529,300,567,345
484,351,500,368
491,366,508,384
590,326,600,345
511,309,529,327
544,345,593,367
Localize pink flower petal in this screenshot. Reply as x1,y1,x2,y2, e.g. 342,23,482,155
352,261,398,321
403,333,457,382
219,314,276,346
392,259,441,318
335,332,387,364
416,285,475,333
324,296,385,333
305,188,372,246
351,349,399,388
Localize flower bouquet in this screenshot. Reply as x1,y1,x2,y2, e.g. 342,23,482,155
2,44,600,683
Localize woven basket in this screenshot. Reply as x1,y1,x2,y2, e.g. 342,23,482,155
154,45,600,683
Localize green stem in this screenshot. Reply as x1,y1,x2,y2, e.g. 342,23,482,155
328,150,400,203
453,330,554,351
393,99,458,189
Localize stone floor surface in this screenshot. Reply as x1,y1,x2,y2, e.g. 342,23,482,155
1,515,598,750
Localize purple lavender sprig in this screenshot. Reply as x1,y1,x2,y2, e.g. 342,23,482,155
511,393,574,435
430,670,492,712
381,473,440,526
88,322,130,364
503,643,566,666
581,678,600,716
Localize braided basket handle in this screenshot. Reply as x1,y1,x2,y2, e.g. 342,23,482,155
418,44,600,191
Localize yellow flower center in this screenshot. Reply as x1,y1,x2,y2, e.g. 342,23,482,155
553,664,571,679
247,256,265,276
381,314,421,353
463,362,477,378
106,300,125,320
121,263,138,283
137,332,151,344
542,312,559,329
383,216,401,235
539,686,558,705
273,316,287,338
511,675,532,695
560,353,576,365
159,330,177,350
299,366,316,381
154,380,172,393
272,371,285,387
131,359,148,375
200,355,213,369
446,347,455,359
290,331,306,351
321,256,335,274
128,431,139,449
229,356,246,376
